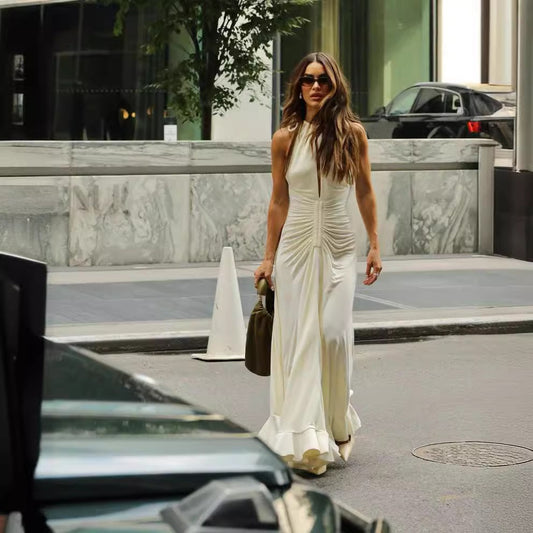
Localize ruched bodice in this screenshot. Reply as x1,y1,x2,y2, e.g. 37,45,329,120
279,122,357,275
258,121,361,475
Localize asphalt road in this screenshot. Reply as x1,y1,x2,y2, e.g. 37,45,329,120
93,333,533,533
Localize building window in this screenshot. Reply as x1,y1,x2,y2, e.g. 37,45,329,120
0,1,172,140
13,54,25,81
12,93,24,125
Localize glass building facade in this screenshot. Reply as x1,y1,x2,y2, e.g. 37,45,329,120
0,0,435,140
0,0,165,140
280,0,434,120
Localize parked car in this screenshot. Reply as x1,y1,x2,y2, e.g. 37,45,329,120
361,82,515,148
1,252,391,533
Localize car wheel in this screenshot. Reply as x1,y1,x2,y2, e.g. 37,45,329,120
427,126,455,139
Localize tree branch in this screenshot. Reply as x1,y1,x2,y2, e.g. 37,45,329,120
109,0,316,137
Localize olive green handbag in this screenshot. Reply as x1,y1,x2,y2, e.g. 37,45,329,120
245,279,274,377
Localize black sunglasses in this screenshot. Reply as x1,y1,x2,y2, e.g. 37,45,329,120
299,74,331,87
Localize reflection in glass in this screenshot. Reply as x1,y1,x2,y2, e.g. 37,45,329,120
13,54,25,80
12,93,24,125
389,87,420,115
283,484,338,533
0,2,168,140
280,0,431,118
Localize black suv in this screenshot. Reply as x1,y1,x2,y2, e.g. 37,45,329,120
362,82,515,148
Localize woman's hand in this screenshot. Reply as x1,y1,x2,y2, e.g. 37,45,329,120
363,247,382,285
254,259,274,290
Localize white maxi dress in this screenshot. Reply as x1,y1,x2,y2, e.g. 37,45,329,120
258,121,361,474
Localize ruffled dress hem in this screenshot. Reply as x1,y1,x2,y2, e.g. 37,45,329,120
258,410,361,474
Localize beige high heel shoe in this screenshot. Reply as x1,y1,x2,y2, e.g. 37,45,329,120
336,436,353,462
288,460,327,476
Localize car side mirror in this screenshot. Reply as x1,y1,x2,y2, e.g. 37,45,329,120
373,106,386,117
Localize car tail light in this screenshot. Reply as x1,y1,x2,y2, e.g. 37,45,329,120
467,121,481,133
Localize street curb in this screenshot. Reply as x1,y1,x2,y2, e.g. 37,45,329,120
72,335,209,354
67,318,533,354
354,319,533,343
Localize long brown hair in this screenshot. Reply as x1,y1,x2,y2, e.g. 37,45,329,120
281,52,362,184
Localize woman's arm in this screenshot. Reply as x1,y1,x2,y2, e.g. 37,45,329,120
254,128,291,289
354,125,382,285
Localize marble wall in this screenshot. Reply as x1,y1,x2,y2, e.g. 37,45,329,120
0,141,271,176
69,175,190,266
0,177,70,264
190,173,271,262
351,169,478,257
0,139,494,265
411,170,478,254
368,139,480,165
185,169,478,262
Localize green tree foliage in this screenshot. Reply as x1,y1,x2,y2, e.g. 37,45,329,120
109,0,315,139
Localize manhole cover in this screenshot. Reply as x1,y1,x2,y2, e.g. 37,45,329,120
412,441,533,467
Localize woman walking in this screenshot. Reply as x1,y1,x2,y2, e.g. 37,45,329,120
254,52,382,475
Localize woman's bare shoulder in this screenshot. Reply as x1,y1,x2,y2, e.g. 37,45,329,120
350,121,367,140
272,127,293,143
272,127,293,155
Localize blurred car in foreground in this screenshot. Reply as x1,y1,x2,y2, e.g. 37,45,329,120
1,252,391,532
37,342,391,532
361,82,515,148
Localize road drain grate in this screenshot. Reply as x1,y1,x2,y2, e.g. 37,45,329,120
412,441,533,467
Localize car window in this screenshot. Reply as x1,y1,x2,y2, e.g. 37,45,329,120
412,88,446,113
471,93,503,115
444,92,463,113
388,87,419,115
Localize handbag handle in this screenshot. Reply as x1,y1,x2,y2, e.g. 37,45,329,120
256,278,274,315
256,278,270,296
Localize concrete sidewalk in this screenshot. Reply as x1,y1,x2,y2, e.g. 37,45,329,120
44,254,533,352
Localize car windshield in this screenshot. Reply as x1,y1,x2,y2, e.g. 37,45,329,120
388,87,419,114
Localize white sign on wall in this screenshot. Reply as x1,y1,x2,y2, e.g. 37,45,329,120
164,124,178,142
